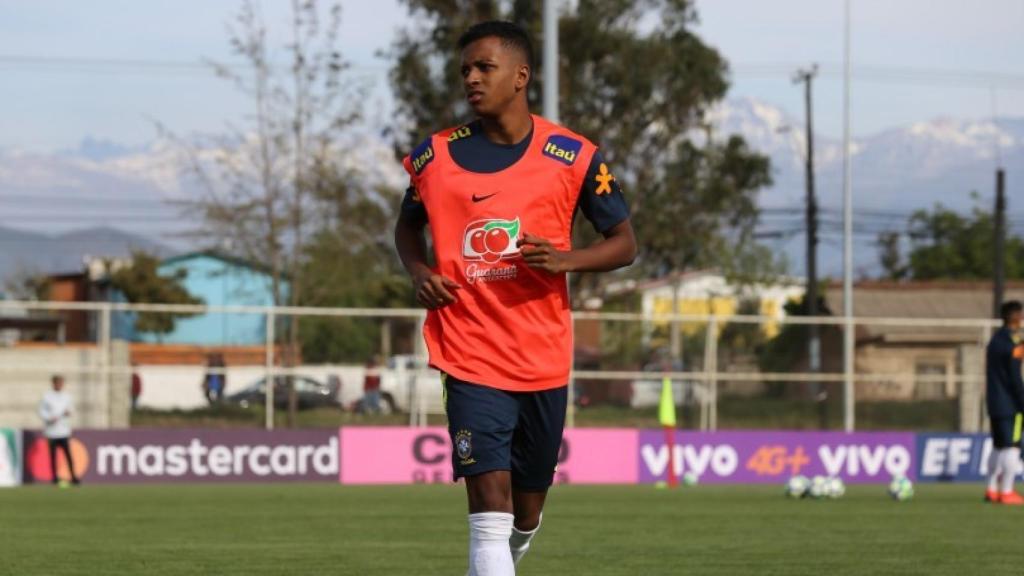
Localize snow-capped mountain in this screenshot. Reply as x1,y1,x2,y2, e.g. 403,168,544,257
707,99,1022,276
846,116,1022,210
0,131,407,284
713,98,1021,211
0,100,1021,282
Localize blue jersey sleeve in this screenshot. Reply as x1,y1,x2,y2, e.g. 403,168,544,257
577,150,630,234
400,183,428,225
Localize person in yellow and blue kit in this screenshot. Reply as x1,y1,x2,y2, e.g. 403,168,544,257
985,300,1024,504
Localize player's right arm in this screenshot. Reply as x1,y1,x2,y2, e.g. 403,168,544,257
394,185,460,310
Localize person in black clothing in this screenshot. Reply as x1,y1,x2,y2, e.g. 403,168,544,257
203,353,227,404
985,300,1024,504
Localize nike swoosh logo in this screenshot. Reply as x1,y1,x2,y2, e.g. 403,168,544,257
471,193,497,203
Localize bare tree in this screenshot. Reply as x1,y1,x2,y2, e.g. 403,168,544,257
170,0,365,425
2,266,51,302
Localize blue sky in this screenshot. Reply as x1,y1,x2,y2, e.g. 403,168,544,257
1,0,1022,151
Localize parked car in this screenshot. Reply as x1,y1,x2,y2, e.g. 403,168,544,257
226,375,340,410
629,359,701,409
379,355,442,415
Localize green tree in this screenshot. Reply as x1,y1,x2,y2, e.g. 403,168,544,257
758,290,833,370
878,231,908,280
109,251,203,337
878,198,1024,280
386,0,778,295
2,267,52,301
297,165,414,362
718,298,766,366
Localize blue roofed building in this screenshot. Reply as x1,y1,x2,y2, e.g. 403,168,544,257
134,251,286,345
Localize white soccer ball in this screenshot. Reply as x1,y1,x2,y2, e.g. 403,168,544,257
888,476,914,502
785,475,810,499
682,472,699,486
826,477,846,499
808,475,829,499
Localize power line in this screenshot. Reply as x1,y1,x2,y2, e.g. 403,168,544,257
0,194,180,206
3,54,1022,88
732,62,1024,89
762,204,1024,221
0,215,187,223
0,54,389,77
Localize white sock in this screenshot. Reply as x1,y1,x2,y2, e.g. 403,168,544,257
509,515,542,565
988,449,1001,492
468,512,515,576
1001,448,1021,494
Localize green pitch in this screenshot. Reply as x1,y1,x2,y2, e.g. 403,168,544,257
0,483,1018,575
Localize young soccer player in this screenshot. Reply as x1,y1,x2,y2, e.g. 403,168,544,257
985,300,1024,505
394,20,636,575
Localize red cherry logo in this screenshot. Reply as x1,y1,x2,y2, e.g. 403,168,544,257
469,229,487,254
484,228,510,254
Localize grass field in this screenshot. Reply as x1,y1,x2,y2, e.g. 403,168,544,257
0,483,1020,575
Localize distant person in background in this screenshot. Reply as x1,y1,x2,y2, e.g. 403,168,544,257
204,353,227,405
130,363,142,411
38,375,80,486
363,356,382,414
985,300,1024,505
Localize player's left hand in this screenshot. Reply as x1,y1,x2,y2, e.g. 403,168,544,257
519,234,573,274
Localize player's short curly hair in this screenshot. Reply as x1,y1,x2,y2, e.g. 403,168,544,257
458,20,534,71
1001,300,1023,322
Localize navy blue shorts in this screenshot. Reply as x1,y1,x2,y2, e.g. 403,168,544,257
443,373,567,491
991,414,1022,449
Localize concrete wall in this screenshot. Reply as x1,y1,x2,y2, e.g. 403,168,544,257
135,364,366,410
855,344,960,401
0,341,130,429
134,363,442,414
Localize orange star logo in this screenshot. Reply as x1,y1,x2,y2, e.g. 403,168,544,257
594,163,615,195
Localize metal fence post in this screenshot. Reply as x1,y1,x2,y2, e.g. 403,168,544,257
705,315,719,431
413,313,427,427
381,319,392,359
844,316,856,432
99,303,112,428
265,309,275,430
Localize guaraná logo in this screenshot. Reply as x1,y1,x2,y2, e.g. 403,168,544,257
462,218,521,264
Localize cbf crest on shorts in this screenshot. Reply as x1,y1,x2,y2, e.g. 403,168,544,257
455,429,475,465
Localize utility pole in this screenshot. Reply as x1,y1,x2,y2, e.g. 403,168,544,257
994,168,1006,317
794,64,824,428
841,0,855,433
542,0,559,124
